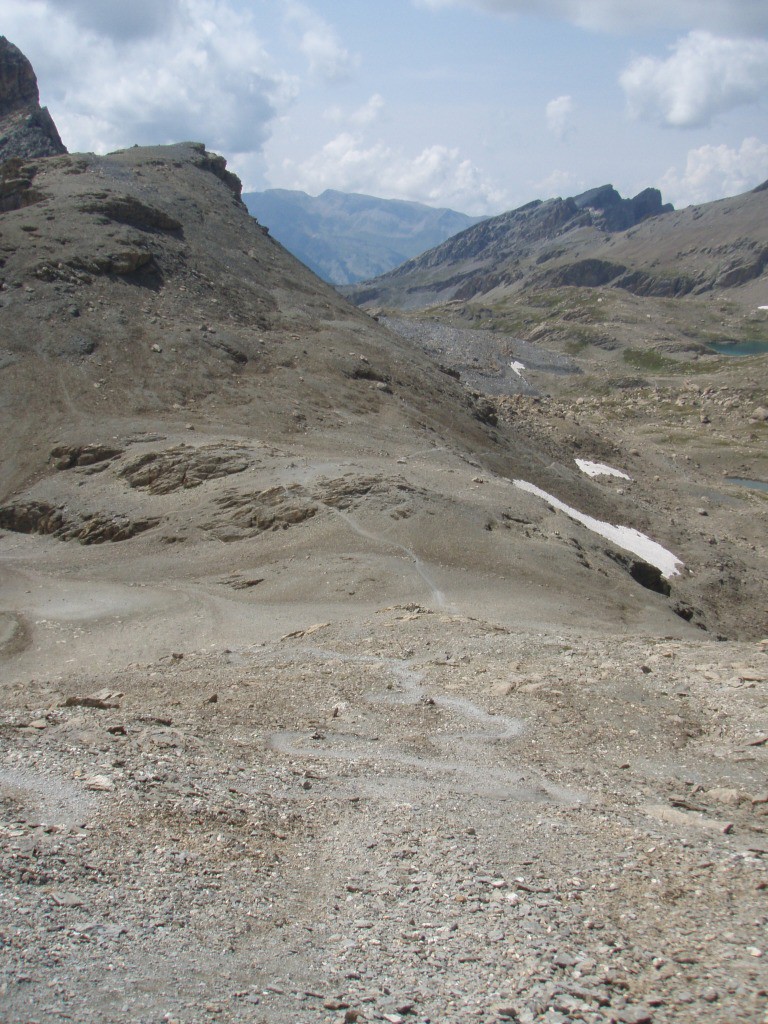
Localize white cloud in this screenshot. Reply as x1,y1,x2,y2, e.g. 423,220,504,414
620,31,768,128
532,168,581,198
350,93,385,127
324,94,385,127
278,131,509,212
413,0,768,35
1,0,296,157
283,1,357,82
545,94,573,140
660,137,768,205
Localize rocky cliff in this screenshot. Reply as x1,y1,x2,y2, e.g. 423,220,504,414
0,36,67,163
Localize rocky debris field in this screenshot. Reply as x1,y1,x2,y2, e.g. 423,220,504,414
1,609,767,1024
381,317,581,397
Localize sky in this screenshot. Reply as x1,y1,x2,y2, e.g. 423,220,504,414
2,0,767,215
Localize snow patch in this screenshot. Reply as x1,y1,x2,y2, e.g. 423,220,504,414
513,479,683,579
510,361,526,377
575,459,631,480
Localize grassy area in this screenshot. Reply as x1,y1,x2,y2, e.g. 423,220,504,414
622,348,675,371
563,337,591,354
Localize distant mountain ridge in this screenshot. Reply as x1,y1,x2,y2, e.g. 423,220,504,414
343,183,680,309
342,179,768,360
242,187,485,285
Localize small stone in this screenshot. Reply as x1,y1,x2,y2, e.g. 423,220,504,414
151,343,162,352
491,682,515,696
64,688,124,710
618,1009,653,1024
28,719,48,729
50,891,84,907
747,947,763,957
493,1007,519,1020
706,787,743,806
701,988,718,1002
554,951,577,968
83,774,114,791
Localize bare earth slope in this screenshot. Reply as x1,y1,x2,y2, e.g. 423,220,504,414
0,142,766,1024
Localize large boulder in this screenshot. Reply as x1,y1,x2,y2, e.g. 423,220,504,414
0,36,67,162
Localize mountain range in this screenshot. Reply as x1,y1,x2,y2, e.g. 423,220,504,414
343,180,768,357
242,186,484,285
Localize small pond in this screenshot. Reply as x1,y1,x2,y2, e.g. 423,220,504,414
725,477,768,493
708,340,768,356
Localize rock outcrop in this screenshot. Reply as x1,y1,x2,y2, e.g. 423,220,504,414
0,36,66,163
571,184,673,231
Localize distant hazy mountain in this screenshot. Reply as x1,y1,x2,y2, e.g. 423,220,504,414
242,188,485,285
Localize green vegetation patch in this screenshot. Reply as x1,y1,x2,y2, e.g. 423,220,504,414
622,348,675,371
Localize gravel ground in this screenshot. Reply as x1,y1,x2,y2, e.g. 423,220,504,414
381,318,580,397
2,613,766,1024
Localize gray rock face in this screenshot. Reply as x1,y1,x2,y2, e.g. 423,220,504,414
572,184,673,231
342,183,678,308
0,36,67,162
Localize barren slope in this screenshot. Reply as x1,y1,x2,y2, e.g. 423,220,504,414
0,143,766,1024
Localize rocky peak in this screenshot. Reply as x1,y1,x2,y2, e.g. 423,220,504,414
0,36,67,163
572,183,672,231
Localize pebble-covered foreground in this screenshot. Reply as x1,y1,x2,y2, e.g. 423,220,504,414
2,611,766,1024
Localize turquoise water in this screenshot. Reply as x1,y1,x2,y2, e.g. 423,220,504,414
725,477,768,493
708,340,768,356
